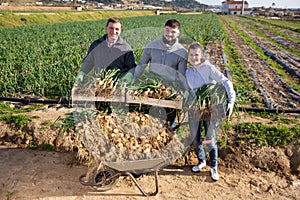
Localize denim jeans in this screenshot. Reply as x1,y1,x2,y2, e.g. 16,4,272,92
166,108,177,133
192,120,218,168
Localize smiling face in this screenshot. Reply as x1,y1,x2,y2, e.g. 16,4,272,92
188,48,203,67
106,22,122,42
163,26,180,43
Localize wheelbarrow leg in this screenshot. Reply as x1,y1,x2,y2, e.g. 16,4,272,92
124,170,159,196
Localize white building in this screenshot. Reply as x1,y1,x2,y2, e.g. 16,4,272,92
142,5,162,10
222,0,252,15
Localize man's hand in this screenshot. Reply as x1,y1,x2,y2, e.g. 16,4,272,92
75,71,85,84
227,102,234,117
122,72,134,85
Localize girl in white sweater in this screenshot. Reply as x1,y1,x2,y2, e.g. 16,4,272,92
186,42,236,181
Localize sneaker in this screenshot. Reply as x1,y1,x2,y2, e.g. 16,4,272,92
171,121,177,134
210,167,219,181
192,161,206,173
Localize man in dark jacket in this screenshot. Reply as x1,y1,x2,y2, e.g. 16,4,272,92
75,17,136,113
76,17,136,82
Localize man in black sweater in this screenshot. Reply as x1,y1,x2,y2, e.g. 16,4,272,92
76,17,136,81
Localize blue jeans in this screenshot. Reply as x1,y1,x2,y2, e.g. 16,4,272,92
166,108,177,133
193,120,218,168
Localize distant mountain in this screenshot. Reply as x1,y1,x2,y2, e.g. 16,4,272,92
97,0,207,9
138,0,203,9
8,0,208,9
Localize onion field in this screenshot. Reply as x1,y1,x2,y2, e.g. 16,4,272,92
1,13,300,111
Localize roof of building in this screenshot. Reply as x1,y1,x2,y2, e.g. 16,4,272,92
222,0,249,5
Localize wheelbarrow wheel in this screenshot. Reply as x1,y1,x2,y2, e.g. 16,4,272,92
89,166,119,192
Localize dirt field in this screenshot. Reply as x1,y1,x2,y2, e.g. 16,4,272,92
0,147,299,200
0,106,299,200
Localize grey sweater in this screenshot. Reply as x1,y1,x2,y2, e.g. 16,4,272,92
134,37,188,83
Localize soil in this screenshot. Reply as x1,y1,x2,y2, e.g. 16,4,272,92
0,105,299,200
221,17,300,110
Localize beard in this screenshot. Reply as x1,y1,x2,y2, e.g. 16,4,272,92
162,36,177,46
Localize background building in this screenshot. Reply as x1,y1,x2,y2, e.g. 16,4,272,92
222,0,251,15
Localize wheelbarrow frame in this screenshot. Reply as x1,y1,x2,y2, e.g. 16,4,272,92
79,158,167,196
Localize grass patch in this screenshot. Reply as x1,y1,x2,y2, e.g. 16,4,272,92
0,114,33,126
41,143,54,151
0,102,41,126
248,111,299,125
235,122,300,147
0,10,154,28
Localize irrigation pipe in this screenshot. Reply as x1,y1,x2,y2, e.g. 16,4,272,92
1,96,300,114
0,96,70,106
238,107,300,114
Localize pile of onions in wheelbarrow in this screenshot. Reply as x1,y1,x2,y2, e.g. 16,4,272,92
73,68,193,166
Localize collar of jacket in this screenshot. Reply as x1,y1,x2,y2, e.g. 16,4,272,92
98,34,124,45
161,36,178,50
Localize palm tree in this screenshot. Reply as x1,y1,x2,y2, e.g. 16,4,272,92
241,0,245,15
272,2,275,8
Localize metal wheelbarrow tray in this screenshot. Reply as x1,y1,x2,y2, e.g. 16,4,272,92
79,158,167,196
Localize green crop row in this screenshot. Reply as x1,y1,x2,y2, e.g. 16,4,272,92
0,13,224,100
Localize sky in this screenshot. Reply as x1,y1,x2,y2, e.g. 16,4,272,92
196,0,300,9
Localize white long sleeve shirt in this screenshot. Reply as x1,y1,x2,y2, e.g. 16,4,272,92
186,60,236,103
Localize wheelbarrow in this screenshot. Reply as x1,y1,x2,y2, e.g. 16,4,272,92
73,72,228,196
79,158,167,196
72,89,189,196
74,95,227,196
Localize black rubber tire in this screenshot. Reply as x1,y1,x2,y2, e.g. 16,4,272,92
89,166,119,192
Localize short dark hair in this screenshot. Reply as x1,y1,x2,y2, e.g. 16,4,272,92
188,42,203,52
106,17,122,27
165,19,180,29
